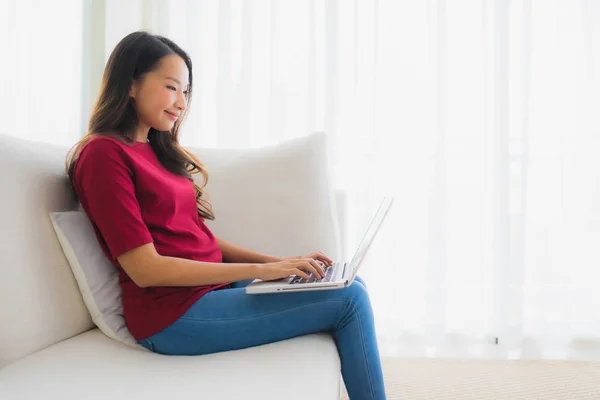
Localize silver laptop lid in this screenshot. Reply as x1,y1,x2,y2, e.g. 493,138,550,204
347,196,394,280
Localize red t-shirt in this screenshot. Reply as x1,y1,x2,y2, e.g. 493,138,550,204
73,135,230,340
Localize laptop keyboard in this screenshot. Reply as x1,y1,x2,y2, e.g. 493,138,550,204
290,263,339,284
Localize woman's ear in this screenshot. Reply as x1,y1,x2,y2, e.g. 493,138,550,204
129,80,138,99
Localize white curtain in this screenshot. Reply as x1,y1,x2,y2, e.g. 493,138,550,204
4,0,600,357
0,0,83,146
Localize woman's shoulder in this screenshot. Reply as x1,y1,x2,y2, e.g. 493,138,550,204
85,133,132,150
73,135,139,187
80,134,136,159
75,134,137,172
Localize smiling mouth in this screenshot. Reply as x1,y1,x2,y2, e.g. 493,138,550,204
165,111,179,120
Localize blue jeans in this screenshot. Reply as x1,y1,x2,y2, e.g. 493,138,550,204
137,276,386,400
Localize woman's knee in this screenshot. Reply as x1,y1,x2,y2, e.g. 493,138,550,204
344,279,371,305
336,281,374,326
354,275,367,288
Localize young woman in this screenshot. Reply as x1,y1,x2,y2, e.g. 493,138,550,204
66,31,386,400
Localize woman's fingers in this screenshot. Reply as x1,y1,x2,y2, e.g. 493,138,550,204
292,259,323,279
305,258,326,279
293,268,310,280
314,251,334,267
285,258,329,280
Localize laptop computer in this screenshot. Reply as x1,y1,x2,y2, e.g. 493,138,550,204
245,196,394,294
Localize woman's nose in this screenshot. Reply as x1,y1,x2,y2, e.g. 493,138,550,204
176,92,188,111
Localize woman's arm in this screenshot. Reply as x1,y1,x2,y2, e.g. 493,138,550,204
217,237,282,264
118,242,261,287
118,242,325,287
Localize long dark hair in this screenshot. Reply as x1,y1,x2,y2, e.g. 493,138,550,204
66,31,214,220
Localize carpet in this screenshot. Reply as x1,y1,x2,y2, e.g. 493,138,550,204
340,357,600,399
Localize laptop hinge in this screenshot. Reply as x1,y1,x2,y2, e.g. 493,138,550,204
341,263,348,280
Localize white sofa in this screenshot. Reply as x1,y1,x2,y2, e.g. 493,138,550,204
0,133,346,399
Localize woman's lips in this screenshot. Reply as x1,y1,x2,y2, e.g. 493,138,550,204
165,111,179,121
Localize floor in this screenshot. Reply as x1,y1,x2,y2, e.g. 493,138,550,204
378,339,600,361
338,340,600,399
340,356,600,400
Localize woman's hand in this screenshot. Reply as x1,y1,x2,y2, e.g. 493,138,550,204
256,258,328,281
282,251,334,268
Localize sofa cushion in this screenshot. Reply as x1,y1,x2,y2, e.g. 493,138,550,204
0,134,94,368
49,211,144,349
192,132,342,261
0,329,341,400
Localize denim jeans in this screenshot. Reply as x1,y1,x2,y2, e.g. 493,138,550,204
138,276,386,400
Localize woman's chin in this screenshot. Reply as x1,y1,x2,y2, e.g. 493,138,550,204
152,122,175,132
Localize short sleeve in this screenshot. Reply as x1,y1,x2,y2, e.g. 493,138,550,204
73,138,154,262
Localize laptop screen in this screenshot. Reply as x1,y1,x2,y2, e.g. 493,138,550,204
348,196,394,276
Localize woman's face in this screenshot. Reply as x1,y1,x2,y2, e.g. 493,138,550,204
130,54,189,138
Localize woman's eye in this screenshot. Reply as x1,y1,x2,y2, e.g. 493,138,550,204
167,85,176,91
183,90,189,96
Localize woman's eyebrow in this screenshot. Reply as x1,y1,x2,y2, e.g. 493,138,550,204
166,76,189,88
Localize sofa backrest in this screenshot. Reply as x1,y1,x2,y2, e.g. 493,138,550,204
188,133,344,264
0,132,345,368
0,134,94,368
